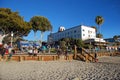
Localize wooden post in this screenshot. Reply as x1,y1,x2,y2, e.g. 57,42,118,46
19,56,23,62
0,56,1,61
53,56,54,61
38,56,41,61
41,56,44,61
74,45,77,59
85,54,88,62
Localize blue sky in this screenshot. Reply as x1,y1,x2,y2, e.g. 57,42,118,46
0,0,120,41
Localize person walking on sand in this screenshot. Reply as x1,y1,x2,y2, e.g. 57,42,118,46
94,52,98,62
0,46,6,60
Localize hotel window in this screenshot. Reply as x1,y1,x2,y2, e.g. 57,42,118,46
65,33,67,36
74,30,76,33
83,29,85,31
88,31,92,33
88,35,90,37
74,35,76,38
68,32,69,35
83,34,85,36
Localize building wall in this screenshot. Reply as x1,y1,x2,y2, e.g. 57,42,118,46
48,25,96,42
81,25,96,40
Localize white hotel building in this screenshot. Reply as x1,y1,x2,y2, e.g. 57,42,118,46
48,25,96,43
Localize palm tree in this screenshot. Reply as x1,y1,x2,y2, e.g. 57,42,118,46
96,33,103,38
95,16,104,34
30,16,52,44
95,16,104,49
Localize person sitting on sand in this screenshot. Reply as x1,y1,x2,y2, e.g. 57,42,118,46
8,49,15,61
0,46,6,59
33,47,38,56
41,45,46,53
57,48,62,56
28,47,33,56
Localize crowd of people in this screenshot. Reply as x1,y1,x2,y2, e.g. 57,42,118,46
0,42,15,61
0,43,49,60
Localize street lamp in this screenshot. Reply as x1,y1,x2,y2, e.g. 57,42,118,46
11,31,13,47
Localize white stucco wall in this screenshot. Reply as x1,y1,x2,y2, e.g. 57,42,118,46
81,25,96,40
48,25,96,42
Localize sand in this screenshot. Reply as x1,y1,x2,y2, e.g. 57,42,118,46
0,56,120,80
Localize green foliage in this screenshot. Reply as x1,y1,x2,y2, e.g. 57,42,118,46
0,8,32,43
60,41,66,51
75,39,84,48
96,33,103,38
95,16,104,26
95,16,104,38
0,8,54,45
30,16,52,32
113,35,119,40
58,38,84,49
0,8,32,36
113,35,120,45
62,38,70,47
30,16,52,42
50,48,56,53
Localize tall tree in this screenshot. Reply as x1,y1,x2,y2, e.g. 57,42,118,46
0,8,32,43
113,35,120,46
113,35,119,41
30,16,52,44
95,16,104,35
30,16,39,40
63,38,70,47
95,16,104,49
60,41,66,51
96,33,103,38
76,39,84,48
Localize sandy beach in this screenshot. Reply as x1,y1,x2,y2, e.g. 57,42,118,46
0,56,120,80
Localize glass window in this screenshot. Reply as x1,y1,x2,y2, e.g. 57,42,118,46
74,35,76,38
68,32,69,35
88,35,90,37
74,30,76,33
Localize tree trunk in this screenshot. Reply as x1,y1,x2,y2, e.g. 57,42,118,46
40,31,44,45
34,31,36,41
